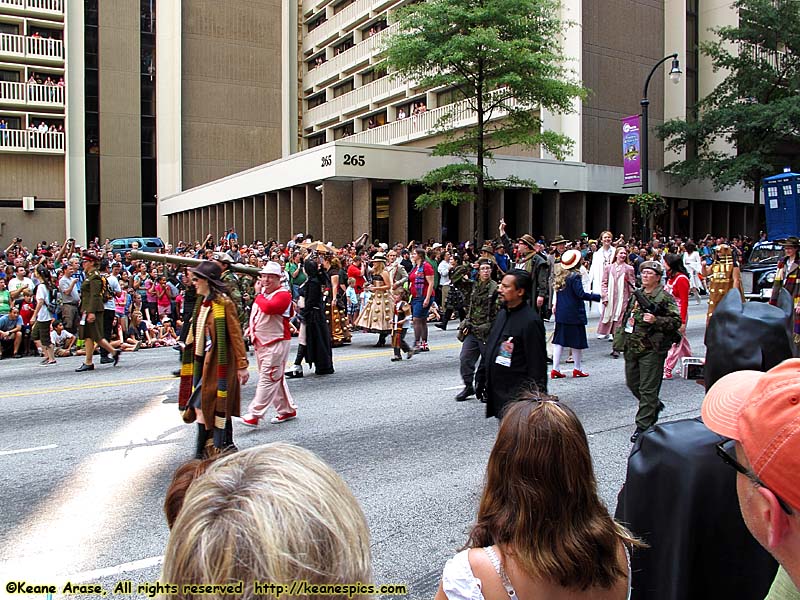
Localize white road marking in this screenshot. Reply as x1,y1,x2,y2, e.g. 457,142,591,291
0,444,57,456
442,386,463,391
68,555,164,583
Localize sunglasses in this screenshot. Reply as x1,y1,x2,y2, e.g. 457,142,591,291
716,440,794,515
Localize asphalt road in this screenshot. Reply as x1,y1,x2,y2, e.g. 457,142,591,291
0,300,711,599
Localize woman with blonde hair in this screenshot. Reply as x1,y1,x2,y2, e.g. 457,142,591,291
161,442,373,600
436,397,637,600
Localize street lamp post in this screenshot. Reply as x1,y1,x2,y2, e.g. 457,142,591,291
640,53,681,240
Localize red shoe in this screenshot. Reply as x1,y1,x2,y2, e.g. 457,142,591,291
240,414,259,427
550,369,566,379
271,411,297,424
573,369,589,378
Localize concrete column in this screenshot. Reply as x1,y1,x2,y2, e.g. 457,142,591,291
668,197,677,237
266,193,278,242
352,179,372,242
459,200,474,242
558,192,586,240
542,190,561,241
587,193,610,237
688,199,696,241
291,187,307,239
389,183,408,244
512,189,533,238
487,189,504,239
254,195,266,241
243,197,255,244
610,196,633,239
421,205,443,242
277,190,292,244
322,181,353,245
233,199,245,243
305,185,323,241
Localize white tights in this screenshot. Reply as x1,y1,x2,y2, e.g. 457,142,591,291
553,344,583,372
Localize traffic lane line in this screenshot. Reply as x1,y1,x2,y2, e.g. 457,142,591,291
0,444,57,456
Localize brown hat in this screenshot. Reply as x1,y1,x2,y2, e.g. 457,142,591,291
480,243,495,254
640,260,663,276
518,234,537,250
780,237,800,248
189,260,223,282
81,251,100,263
211,251,234,264
477,257,493,267
551,235,569,246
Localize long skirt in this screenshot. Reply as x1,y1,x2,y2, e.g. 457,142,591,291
355,290,393,332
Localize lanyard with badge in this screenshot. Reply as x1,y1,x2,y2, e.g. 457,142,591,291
495,336,514,367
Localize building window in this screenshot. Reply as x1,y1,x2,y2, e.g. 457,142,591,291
333,79,354,98
333,0,355,15
362,111,386,130
307,53,326,70
0,23,19,36
333,122,353,139
307,132,326,148
334,36,354,56
307,13,326,33
0,70,20,83
361,64,387,85
307,92,326,109
362,20,387,38
437,88,466,107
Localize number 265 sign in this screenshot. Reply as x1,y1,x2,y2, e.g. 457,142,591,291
320,153,367,168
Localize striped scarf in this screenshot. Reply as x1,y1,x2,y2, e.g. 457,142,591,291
178,298,229,447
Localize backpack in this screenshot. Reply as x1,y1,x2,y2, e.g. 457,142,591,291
100,275,114,302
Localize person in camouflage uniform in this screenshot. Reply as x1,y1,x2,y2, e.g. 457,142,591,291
455,258,499,402
435,259,472,331
499,220,550,318
613,260,682,443
212,252,246,329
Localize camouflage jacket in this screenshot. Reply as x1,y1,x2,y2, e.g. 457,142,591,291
465,279,499,341
221,269,245,321
614,284,682,355
450,264,474,298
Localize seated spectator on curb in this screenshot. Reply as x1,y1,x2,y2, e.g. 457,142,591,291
702,359,800,599
50,320,75,357
161,443,373,599
436,395,638,600
0,307,23,358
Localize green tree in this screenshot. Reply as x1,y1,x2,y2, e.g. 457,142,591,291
658,0,800,240
384,0,585,243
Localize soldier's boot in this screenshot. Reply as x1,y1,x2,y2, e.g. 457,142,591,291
455,385,475,402
434,308,454,330
194,424,209,459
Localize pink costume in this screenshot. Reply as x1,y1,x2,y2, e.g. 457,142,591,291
597,262,635,336
246,287,296,419
664,272,692,374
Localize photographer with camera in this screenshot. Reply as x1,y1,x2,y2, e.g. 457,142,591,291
612,260,682,443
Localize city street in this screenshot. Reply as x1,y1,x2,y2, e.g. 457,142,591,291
0,301,711,599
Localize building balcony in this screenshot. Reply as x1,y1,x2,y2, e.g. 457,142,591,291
305,74,418,129
302,0,374,53
0,33,64,64
344,90,531,147
305,22,398,90
0,81,65,107
0,0,63,17
0,128,64,154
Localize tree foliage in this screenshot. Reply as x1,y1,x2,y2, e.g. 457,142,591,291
384,0,585,242
657,0,800,238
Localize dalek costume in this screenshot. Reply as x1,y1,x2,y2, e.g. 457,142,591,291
705,244,744,323
325,265,351,347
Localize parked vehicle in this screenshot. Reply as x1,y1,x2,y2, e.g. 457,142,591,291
109,236,164,256
740,241,783,300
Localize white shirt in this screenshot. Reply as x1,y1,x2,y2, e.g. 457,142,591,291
51,328,75,347
8,276,34,297
35,283,52,322
438,261,452,286
103,274,121,311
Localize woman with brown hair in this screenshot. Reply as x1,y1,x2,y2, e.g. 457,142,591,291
436,396,637,600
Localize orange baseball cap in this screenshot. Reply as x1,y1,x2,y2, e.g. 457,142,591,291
702,359,800,511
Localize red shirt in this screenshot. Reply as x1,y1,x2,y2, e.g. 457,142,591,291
347,264,366,295
409,262,434,299
252,288,293,343
665,273,690,323
19,301,34,325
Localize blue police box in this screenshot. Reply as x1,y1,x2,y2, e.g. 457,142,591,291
763,168,800,240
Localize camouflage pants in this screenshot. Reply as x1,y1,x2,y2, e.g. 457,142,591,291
625,350,667,430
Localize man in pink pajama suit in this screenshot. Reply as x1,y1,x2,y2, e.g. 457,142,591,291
240,262,297,427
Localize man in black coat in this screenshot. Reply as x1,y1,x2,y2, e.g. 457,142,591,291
479,269,548,419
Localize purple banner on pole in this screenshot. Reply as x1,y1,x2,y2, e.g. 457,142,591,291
622,115,641,186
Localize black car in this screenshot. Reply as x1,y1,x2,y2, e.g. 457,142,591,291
740,241,783,300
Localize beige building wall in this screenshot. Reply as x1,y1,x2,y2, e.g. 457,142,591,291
181,0,284,190
98,1,143,238
582,0,665,169
0,155,66,245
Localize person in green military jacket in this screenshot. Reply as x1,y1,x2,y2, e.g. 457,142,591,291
613,260,681,443
455,258,499,402
212,252,245,327
75,252,119,372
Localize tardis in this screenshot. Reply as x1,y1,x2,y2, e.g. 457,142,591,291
763,168,800,240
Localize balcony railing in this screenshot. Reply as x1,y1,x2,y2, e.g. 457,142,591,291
303,0,374,52
305,22,398,89
0,129,64,153
739,41,790,72
0,33,64,61
305,74,416,128
0,81,65,106
0,0,63,13
344,90,529,146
